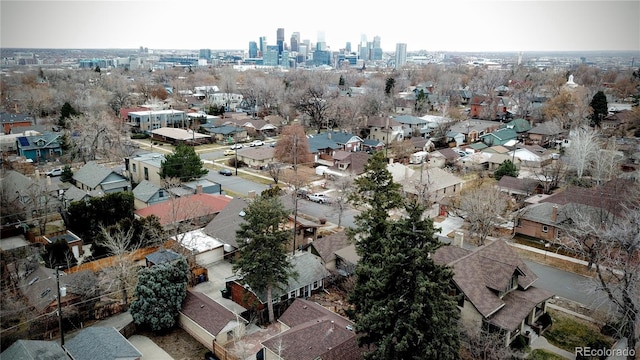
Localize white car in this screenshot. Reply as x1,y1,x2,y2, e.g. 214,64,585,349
230,144,244,150
45,168,63,177
307,193,331,204
250,140,264,147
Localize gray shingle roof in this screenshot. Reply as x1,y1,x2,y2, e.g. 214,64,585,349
181,290,242,335
145,249,182,265
64,327,141,360
72,162,117,189
310,231,350,263
202,197,248,249
1,339,68,360
132,180,161,203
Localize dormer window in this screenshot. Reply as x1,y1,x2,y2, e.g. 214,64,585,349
509,274,518,291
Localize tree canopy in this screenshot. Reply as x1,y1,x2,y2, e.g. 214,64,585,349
66,191,135,240
273,124,313,167
159,144,207,182
347,151,460,359
233,195,295,323
590,90,608,127
130,257,189,332
494,159,518,180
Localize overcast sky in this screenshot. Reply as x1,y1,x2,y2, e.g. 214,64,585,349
1,0,639,52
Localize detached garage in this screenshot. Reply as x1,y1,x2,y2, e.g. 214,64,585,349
172,229,224,266
180,290,246,352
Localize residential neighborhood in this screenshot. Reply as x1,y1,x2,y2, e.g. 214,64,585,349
2,19,640,360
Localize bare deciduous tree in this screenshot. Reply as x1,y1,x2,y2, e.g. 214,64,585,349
565,201,640,357
591,137,624,186
98,224,139,305
331,175,355,228
565,127,599,179
452,180,511,245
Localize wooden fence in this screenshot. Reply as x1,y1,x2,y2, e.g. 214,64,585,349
67,247,159,273
214,342,240,360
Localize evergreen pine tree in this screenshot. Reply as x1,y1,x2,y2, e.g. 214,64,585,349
233,195,295,323
494,159,518,180
130,258,189,332
590,90,608,127
159,144,207,182
347,152,460,359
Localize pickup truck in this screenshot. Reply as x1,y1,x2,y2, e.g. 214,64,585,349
307,193,331,204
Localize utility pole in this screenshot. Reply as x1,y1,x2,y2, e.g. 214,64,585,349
234,133,238,176
292,134,298,255
56,267,64,346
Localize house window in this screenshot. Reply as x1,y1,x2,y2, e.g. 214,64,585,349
144,167,149,181
516,218,522,227
509,274,518,290
556,229,561,239
303,285,310,298
132,164,136,172
312,281,319,290
290,290,295,298
158,190,164,198
36,150,41,157
542,225,548,233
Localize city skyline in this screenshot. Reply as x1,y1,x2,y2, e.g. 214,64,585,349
1,1,639,53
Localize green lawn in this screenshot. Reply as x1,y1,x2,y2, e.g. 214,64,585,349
544,310,613,353
526,349,566,360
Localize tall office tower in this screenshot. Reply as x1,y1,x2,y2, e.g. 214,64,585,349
248,41,258,58
264,45,279,66
395,43,407,69
373,36,381,49
290,32,300,52
259,36,267,56
346,42,351,53
316,31,327,51
199,49,211,60
277,28,285,54
281,50,290,68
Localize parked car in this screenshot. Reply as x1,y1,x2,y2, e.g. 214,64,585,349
296,188,310,198
230,144,243,150
223,149,236,156
45,168,63,177
307,193,331,203
219,168,233,176
250,140,264,147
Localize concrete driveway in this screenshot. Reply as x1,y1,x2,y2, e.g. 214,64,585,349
129,335,173,360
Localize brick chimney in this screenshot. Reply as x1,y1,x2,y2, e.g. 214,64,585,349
551,205,558,222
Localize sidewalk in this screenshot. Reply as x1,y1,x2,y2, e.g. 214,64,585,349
530,336,575,359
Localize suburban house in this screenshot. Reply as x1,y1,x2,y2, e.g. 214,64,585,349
432,240,554,347
1,112,34,134
132,180,170,209
509,145,552,168
1,340,68,360
469,95,489,118
307,231,351,273
126,152,165,186
207,92,244,111
202,197,249,259
200,124,248,144
182,179,222,195
329,150,370,176
135,193,232,230
179,290,247,353
480,128,518,147
459,152,519,172
16,132,63,162
127,109,188,132
505,118,533,140
63,326,142,360
527,122,564,147
496,176,542,198
393,115,428,136
73,161,131,195
235,146,276,170
449,120,501,143
389,163,465,217
61,184,92,206
225,252,329,315
1,170,61,223
515,180,633,242
237,118,279,138
307,131,363,164
361,115,403,144
150,127,211,145
260,298,363,360
15,266,91,314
